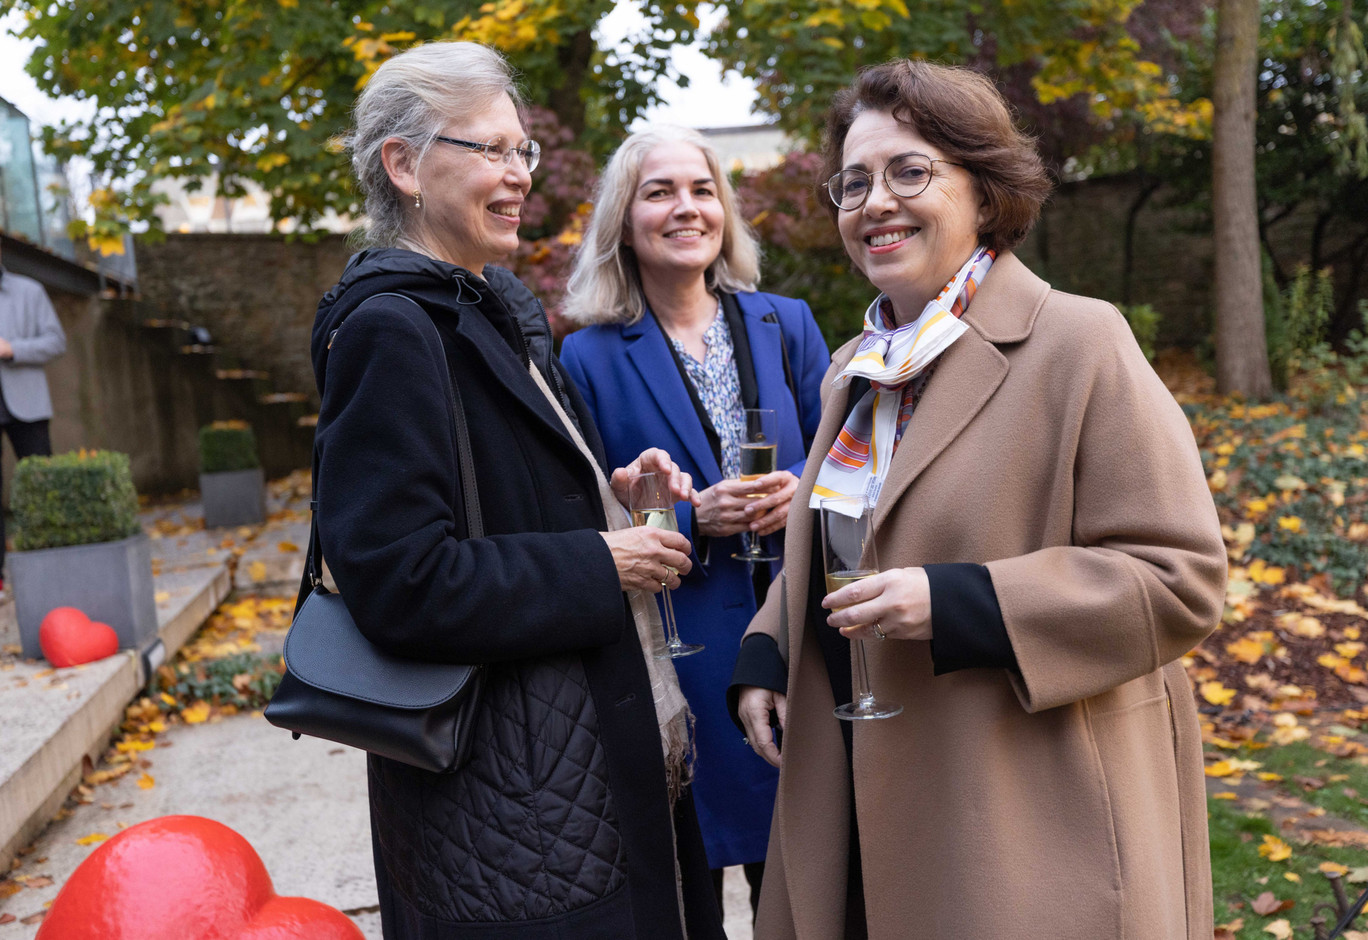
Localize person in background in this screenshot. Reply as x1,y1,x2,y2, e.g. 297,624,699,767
0,241,67,594
731,60,1227,939
314,42,725,939
560,125,829,919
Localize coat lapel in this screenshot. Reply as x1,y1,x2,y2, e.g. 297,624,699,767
871,253,1048,532
623,315,725,485
449,305,578,453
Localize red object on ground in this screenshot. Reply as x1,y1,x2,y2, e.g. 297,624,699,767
36,816,363,940
38,607,118,667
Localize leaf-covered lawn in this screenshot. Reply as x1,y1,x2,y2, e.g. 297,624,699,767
1171,353,1368,938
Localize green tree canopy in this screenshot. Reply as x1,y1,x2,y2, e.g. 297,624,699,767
706,0,1213,156
15,0,1217,242
12,0,701,241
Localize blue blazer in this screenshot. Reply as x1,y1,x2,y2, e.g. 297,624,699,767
561,290,829,868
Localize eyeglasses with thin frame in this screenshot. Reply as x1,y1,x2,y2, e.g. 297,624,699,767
434,135,541,172
826,152,964,211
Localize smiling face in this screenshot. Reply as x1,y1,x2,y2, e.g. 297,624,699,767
401,93,531,273
625,142,725,289
836,108,985,324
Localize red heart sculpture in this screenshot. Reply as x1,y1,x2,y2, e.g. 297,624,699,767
36,816,364,940
39,607,119,667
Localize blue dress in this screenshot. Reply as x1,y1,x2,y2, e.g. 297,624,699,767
560,290,829,868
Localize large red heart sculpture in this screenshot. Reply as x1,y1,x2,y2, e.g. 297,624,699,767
36,816,364,940
39,607,118,667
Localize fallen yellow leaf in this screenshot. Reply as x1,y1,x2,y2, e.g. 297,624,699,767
76,833,109,846
1284,872,1302,883
1201,681,1237,706
1258,834,1292,862
1263,918,1292,939
182,701,211,724
1319,861,1351,875
1206,761,1236,778
277,541,299,553
248,560,267,582
1213,791,1238,800
1226,636,1266,665
137,773,155,790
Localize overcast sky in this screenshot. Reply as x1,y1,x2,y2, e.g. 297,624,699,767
0,7,759,132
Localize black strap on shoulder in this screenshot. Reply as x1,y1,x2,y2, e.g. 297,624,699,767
720,292,759,411
760,308,802,434
302,292,482,609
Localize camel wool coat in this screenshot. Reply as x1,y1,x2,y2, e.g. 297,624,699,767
744,253,1227,940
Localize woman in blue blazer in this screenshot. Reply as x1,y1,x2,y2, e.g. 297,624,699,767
560,126,829,917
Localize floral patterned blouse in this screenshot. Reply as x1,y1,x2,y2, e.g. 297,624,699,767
669,303,745,479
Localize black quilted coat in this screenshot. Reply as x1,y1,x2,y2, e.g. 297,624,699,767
311,249,725,939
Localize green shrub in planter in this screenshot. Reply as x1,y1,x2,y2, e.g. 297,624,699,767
12,450,141,551
199,421,260,473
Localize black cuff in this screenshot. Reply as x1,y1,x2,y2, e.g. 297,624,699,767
694,519,711,568
726,633,787,734
925,563,1016,675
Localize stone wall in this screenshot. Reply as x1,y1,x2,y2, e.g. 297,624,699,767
1015,175,1365,349
2,288,312,498
135,233,356,404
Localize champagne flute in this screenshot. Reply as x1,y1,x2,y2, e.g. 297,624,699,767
628,472,704,659
820,495,903,721
731,408,781,564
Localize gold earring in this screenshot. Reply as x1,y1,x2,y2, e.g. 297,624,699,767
413,189,421,209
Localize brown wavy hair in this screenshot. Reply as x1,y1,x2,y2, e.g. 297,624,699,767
819,60,1052,253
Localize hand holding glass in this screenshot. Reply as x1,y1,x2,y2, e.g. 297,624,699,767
628,472,704,659
731,408,780,564
819,496,902,721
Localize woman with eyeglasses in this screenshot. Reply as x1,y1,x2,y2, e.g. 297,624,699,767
310,42,726,939
729,60,1227,939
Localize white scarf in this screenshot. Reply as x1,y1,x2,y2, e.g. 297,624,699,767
811,247,994,515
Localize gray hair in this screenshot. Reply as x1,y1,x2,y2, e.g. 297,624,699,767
347,41,522,248
561,125,761,326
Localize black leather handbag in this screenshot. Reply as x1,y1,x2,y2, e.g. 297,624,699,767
265,297,484,774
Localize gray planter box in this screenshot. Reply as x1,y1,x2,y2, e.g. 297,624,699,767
200,468,266,528
13,533,159,660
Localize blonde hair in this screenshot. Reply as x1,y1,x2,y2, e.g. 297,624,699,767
562,126,761,326
348,41,522,248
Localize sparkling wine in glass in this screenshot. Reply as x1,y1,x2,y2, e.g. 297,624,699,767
820,495,903,721
731,408,780,564
628,472,703,659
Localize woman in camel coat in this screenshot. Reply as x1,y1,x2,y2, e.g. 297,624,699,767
730,60,1227,939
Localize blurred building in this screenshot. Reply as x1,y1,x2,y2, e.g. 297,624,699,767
698,123,796,173
152,175,354,235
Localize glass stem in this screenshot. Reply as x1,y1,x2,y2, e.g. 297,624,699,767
660,584,680,648
852,639,875,706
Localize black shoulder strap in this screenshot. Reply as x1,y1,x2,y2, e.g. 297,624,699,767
759,307,802,434
300,292,482,611
720,292,759,410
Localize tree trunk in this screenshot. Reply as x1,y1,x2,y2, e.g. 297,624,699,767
545,29,594,137
1212,0,1273,396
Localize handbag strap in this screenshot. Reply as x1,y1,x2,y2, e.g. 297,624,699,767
305,292,482,592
